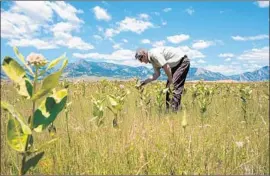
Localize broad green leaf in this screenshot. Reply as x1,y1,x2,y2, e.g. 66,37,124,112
31,71,61,101
2,57,33,98
13,46,26,64
93,105,103,118
7,118,28,152
61,59,68,70
115,105,122,111
39,53,66,76
2,56,25,82
33,89,67,132
16,77,33,99
1,101,31,135
23,152,44,175
31,59,68,101
108,96,118,107
13,47,34,75
46,53,66,71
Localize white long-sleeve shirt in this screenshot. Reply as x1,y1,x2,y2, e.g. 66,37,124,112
148,47,186,70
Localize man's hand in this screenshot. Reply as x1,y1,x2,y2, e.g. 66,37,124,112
135,81,145,90
135,84,142,90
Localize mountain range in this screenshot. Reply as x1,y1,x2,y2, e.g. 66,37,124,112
63,60,269,81
1,59,269,81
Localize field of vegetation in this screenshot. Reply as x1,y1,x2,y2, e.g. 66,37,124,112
1,78,269,175
0,48,269,175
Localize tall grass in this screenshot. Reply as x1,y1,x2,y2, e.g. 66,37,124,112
1,80,269,175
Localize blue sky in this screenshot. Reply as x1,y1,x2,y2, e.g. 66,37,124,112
1,1,269,75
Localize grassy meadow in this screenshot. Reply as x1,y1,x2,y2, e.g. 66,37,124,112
1,79,269,175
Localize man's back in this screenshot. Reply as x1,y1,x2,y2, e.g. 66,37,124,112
149,47,186,68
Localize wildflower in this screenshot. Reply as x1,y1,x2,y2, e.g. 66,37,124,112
235,141,244,148
26,52,48,67
119,84,125,89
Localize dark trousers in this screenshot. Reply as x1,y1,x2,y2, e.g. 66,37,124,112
166,55,190,112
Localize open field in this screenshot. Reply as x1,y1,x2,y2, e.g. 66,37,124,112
1,80,269,175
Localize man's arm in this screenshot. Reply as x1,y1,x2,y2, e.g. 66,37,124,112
139,68,160,87
162,63,173,88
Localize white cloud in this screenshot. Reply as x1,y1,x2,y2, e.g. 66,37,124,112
73,49,134,61
152,40,166,47
139,13,150,20
7,38,57,50
167,34,190,44
118,17,153,34
152,12,160,16
141,39,151,44
49,1,83,23
10,1,53,22
232,34,269,41
177,46,205,59
231,61,240,65
51,23,93,51
161,20,167,26
105,28,120,38
92,6,111,21
97,26,104,32
122,39,128,43
163,8,172,12
218,53,235,58
237,46,269,64
231,61,239,65
185,7,195,15
192,40,214,49
51,22,93,50
113,43,122,50
190,60,196,66
93,35,103,40
205,62,265,75
51,22,79,33
1,1,92,51
225,58,231,62
73,46,205,67
54,32,94,50
256,1,269,8
197,59,206,64
104,17,153,38
73,49,148,67
152,46,205,60
204,65,244,75
101,1,109,6
1,10,39,39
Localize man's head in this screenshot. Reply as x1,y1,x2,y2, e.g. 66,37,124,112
135,48,149,64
